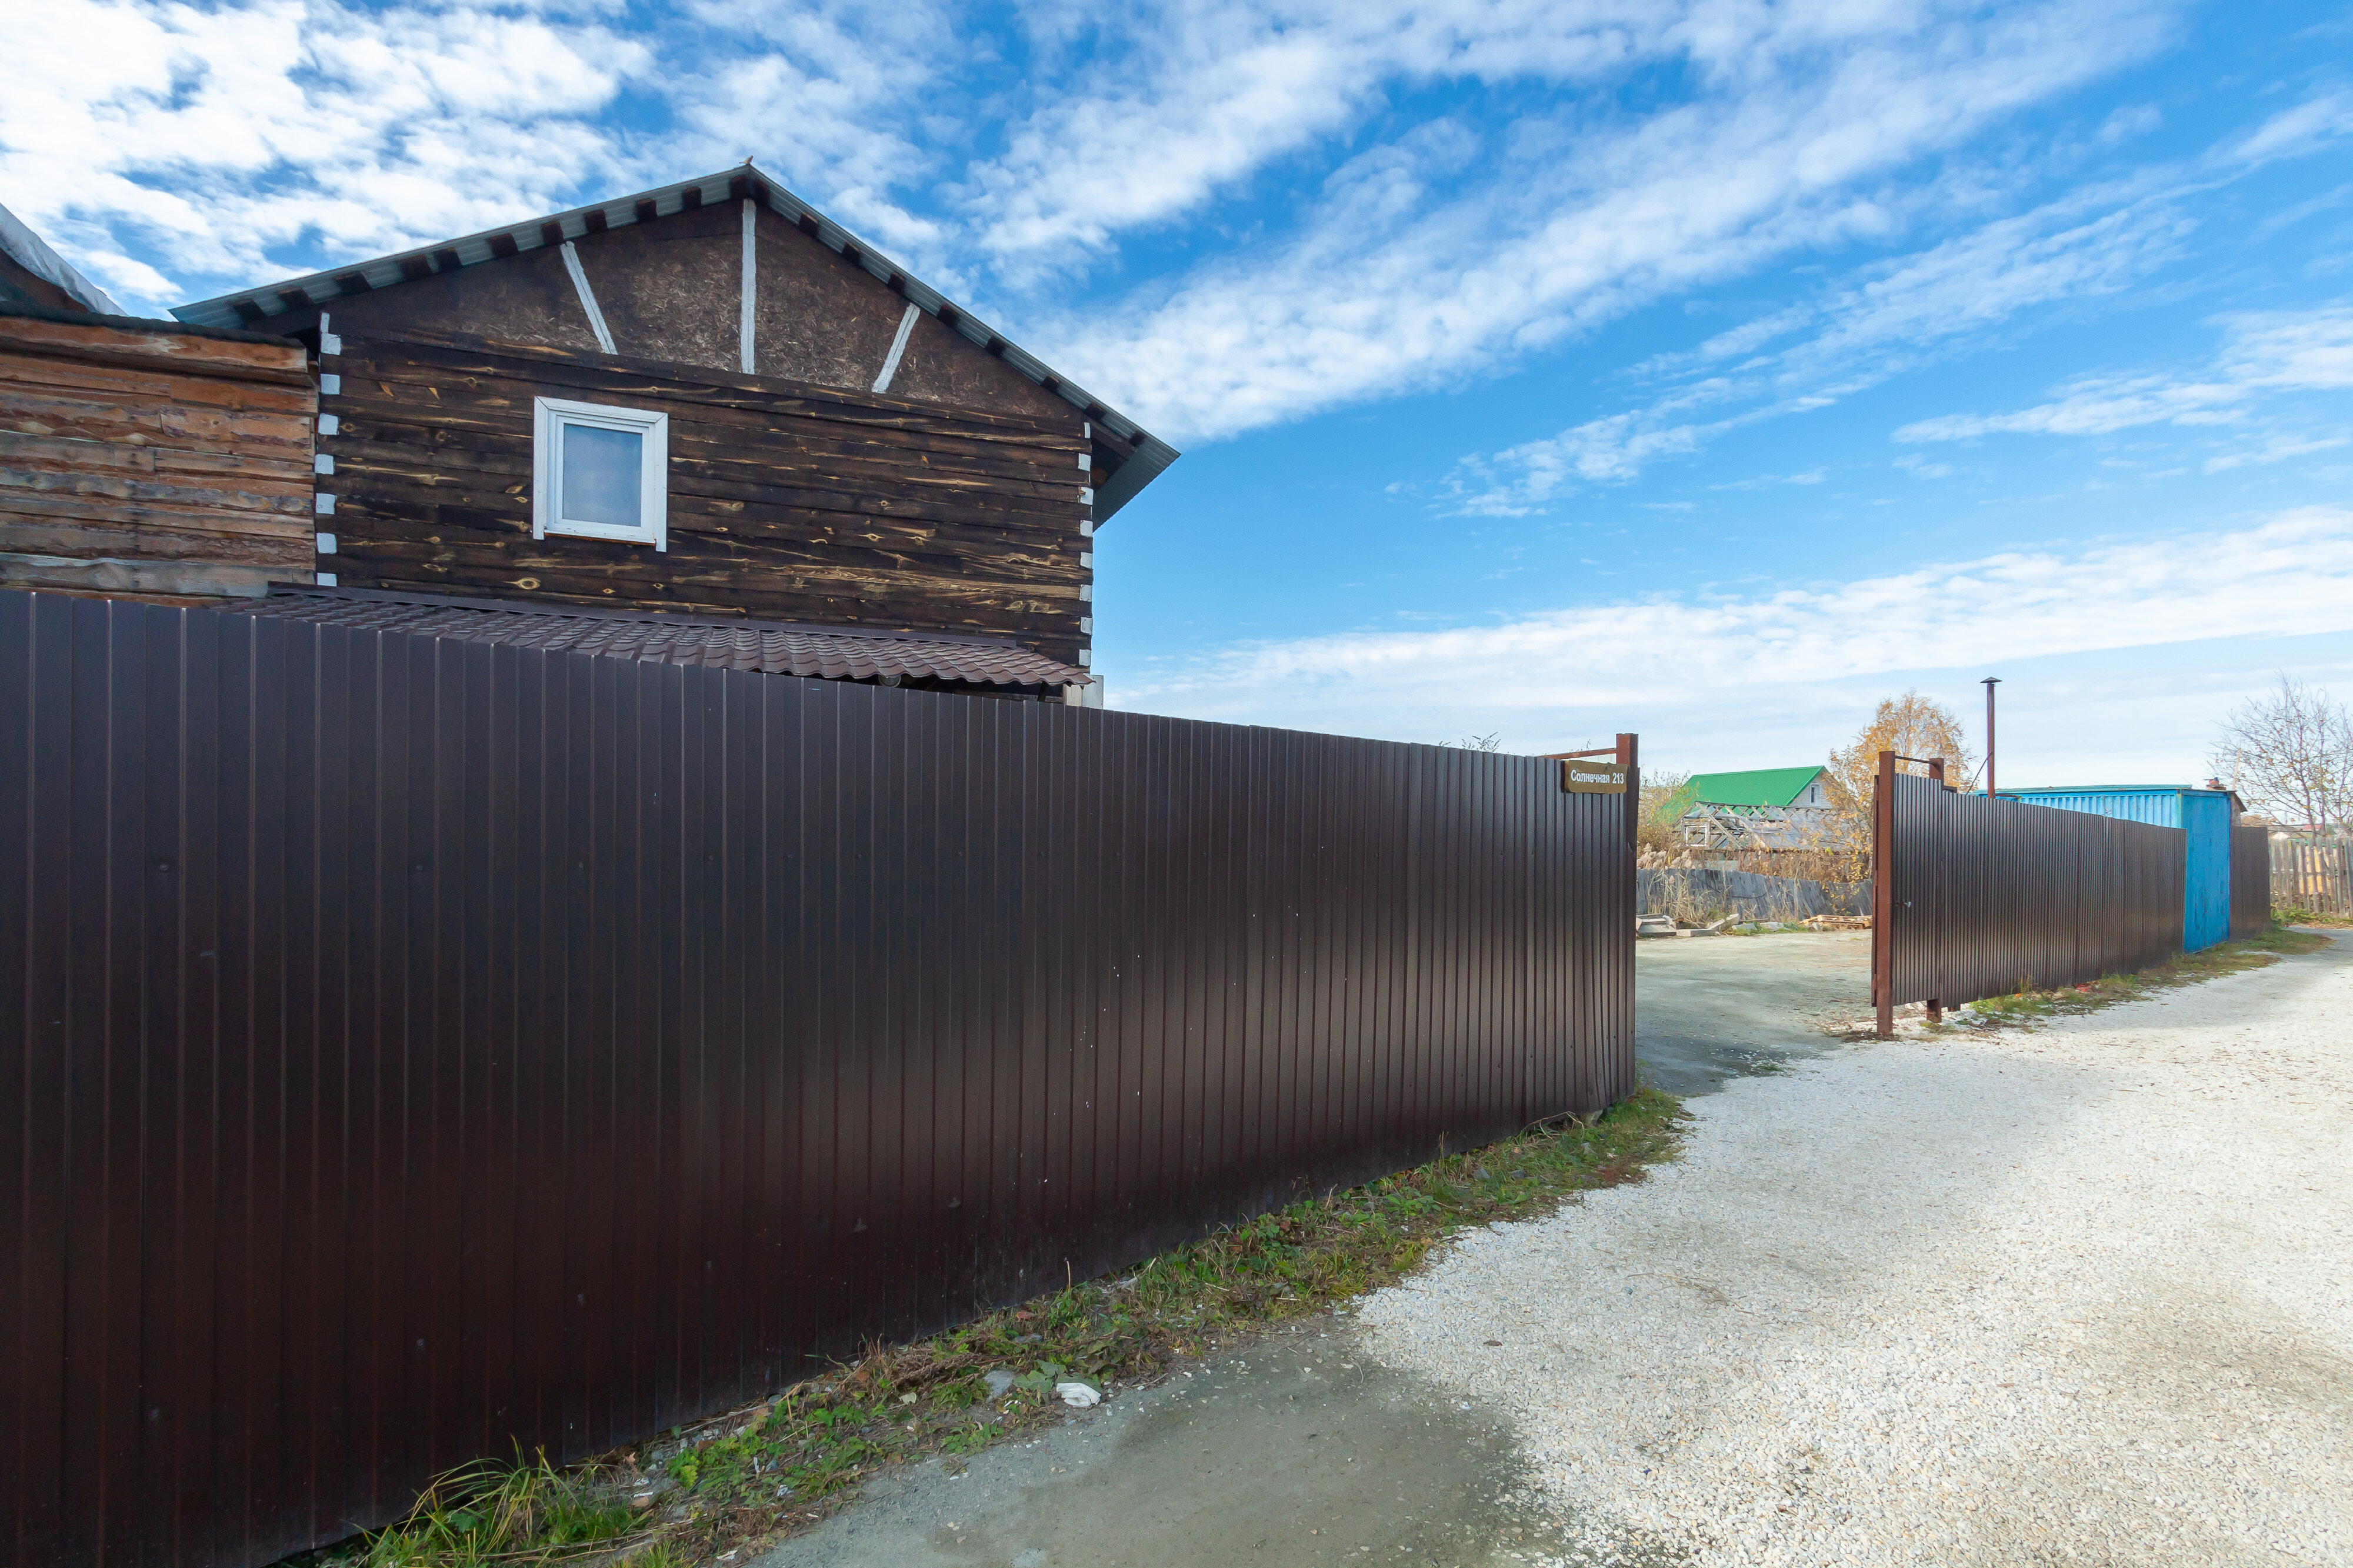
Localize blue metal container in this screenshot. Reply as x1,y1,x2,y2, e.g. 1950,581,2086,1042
2002,786,2235,952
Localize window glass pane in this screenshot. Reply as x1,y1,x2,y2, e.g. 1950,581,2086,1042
560,423,643,528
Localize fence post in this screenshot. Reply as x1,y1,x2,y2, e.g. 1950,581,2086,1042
1616,732,1638,846
1923,758,1944,1020
1874,749,1895,1039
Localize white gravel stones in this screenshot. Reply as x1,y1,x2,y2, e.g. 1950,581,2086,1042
1357,935,2353,1566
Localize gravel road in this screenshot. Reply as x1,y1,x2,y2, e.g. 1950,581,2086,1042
758,932,2348,1568
1359,930,2353,1565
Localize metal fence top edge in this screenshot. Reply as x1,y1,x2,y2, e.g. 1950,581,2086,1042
7,587,1630,774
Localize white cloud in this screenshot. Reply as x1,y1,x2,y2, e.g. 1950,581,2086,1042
952,0,1722,278
2202,434,2350,474
1036,0,2182,441
2226,89,2353,166
1895,299,2353,442
0,0,650,303
1442,171,2197,511
0,0,2192,439
666,0,962,261
1110,509,2353,763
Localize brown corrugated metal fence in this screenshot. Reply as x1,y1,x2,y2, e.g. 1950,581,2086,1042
1872,765,2184,1029
1,589,1635,1568
2231,825,2271,938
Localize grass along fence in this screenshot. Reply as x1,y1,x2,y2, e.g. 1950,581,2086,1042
351,1089,1688,1567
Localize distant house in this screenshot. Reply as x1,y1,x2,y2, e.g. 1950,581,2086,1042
1677,765,1835,850
159,164,1179,705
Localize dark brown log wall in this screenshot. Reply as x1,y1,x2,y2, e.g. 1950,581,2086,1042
319,330,1094,664
1,588,1636,1568
0,306,315,603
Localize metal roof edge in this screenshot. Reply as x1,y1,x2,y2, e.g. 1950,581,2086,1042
170,166,1179,520
0,296,301,347
0,201,125,315
2002,785,2234,796
1685,764,1826,808
246,582,1059,652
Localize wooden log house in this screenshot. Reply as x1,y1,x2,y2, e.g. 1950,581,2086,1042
166,166,1180,702
2,204,322,603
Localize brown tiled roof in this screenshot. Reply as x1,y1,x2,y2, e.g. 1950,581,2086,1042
226,587,1091,689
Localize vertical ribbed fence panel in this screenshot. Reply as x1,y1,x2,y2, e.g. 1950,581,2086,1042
2231,825,2271,938
1875,770,2185,1020
1,589,1635,1568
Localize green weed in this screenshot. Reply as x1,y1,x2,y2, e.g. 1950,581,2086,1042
358,1449,645,1568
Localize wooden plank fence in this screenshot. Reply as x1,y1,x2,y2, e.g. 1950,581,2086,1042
2271,839,2353,917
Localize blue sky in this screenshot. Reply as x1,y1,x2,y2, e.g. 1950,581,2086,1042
8,0,2352,784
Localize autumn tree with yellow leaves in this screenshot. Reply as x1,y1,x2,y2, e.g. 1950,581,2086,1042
1806,691,1981,880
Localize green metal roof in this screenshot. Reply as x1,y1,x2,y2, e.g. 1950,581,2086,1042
1684,766,1826,809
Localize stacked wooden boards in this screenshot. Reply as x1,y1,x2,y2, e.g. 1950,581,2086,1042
320,329,1095,667
0,305,316,602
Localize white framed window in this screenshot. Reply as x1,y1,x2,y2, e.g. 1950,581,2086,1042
533,397,668,551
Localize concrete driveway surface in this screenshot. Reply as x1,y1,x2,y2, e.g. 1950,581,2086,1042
755,931,2350,1568
1629,932,1871,1095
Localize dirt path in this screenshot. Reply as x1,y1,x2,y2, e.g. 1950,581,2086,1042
756,933,2349,1567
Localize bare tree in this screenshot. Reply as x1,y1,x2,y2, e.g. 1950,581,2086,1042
2208,675,2353,835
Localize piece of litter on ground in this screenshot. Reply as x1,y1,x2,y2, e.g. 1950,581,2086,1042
1056,1380,1102,1408
984,1369,1017,1400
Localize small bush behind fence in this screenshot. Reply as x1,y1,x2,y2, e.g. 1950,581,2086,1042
0,590,1635,1568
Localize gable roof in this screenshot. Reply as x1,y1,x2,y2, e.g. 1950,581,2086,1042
230,586,1093,690
170,166,1177,522
1685,766,1827,809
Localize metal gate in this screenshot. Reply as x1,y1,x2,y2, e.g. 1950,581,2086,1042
1871,755,2184,1035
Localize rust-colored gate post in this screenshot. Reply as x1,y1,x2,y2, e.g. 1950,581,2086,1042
1873,749,1895,1039
1924,758,1944,1022
1617,732,1639,843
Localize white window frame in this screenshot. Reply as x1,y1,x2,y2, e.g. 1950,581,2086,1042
533,396,669,551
